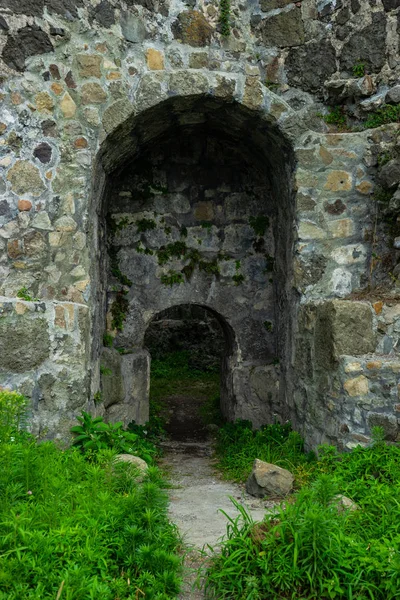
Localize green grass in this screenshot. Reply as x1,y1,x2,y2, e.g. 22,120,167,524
214,420,315,484
149,350,221,429
0,391,182,599
205,425,400,599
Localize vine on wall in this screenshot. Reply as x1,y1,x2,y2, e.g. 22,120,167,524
219,0,231,37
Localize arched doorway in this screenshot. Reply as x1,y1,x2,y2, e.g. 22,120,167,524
93,94,296,428
144,303,232,441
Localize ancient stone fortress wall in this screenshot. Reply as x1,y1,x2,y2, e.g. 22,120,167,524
1,0,400,448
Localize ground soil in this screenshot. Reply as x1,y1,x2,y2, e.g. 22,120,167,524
158,385,278,599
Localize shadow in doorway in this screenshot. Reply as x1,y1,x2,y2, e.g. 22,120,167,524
145,305,225,442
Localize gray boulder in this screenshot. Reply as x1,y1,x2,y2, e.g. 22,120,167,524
380,159,400,190
334,494,359,513
246,459,294,497
114,454,148,482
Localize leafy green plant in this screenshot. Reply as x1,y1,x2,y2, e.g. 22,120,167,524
93,391,102,404
0,390,29,443
111,290,129,331
16,287,37,302
373,185,393,204
100,365,112,376
201,221,213,230
249,215,269,237
103,332,113,347
157,241,187,266
161,270,184,286
352,60,365,77
219,0,231,36
136,218,156,232
364,103,400,129
232,273,245,285
263,320,273,332
207,427,400,600
265,80,280,91
198,258,220,275
0,402,181,599
71,411,156,463
322,105,348,130
215,420,313,483
109,246,133,286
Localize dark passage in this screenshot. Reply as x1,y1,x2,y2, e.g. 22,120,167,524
145,305,225,442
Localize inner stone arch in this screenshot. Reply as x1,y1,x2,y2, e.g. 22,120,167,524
144,303,233,440
94,94,296,429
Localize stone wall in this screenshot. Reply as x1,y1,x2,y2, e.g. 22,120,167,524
0,0,400,446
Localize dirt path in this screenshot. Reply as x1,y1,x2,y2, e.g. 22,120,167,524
160,440,276,599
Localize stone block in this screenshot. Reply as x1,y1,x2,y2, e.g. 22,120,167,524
246,459,294,497
330,301,376,357
324,170,352,192
114,454,148,482
146,48,164,70
367,412,398,441
60,92,76,118
344,375,369,396
257,7,305,47
81,83,107,105
103,349,150,426
7,161,45,196
172,10,213,47
77,54,102,78
314,300,376,372
0,314,50,373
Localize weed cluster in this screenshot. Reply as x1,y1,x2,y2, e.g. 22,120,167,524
207,422,400,599
249,215,269,237
111,290,129,331
16,287,38,302
219,0,231,36
352,60,366,77
0,391,182,599
215,420,314,483
71,411,157,463
364,104,400,129
322,106,348,131
160,270,184,287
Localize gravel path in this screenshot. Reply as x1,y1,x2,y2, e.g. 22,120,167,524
159,440,276,599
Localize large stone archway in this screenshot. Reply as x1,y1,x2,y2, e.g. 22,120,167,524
93,91,297,428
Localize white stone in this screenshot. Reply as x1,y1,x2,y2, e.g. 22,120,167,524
331,244,367,265
344,361,363,373
330,268,352,297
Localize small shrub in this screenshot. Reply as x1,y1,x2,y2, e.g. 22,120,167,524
322,105,348,130
219,0,231,36
136,218,156,232
232,273,245,285
103,332,113,347
352,60,365,77
100,365,112,376
111,290,129,331
215,420,313,483
161,270,184,286
207,431,400,600
249,215,269,237
0,405,181,598
364,103,400,129
0,390,29,443
16,287,37,301
71,411,157,463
